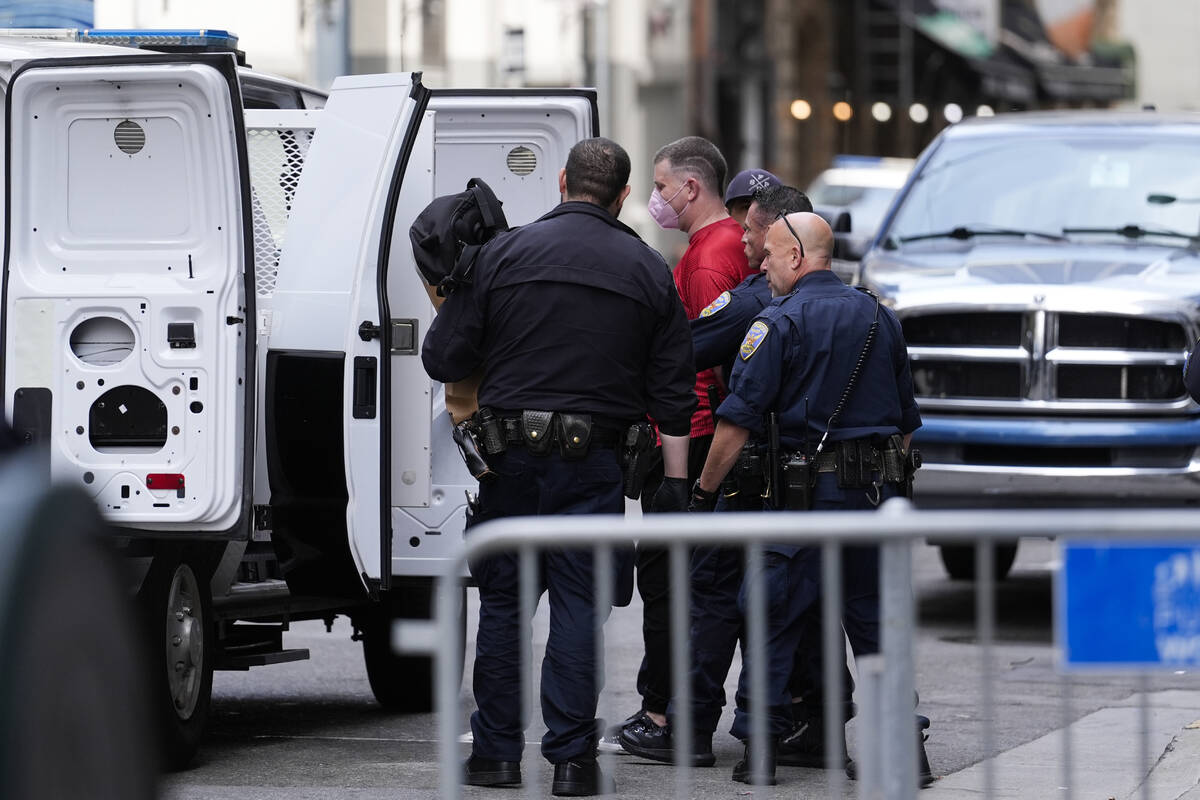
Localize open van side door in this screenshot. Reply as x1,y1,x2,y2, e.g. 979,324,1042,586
2,54,254,535
264,73,430,597
386,89,598,579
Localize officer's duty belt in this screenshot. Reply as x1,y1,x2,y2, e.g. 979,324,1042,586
498,416,622,450
802,439,907,484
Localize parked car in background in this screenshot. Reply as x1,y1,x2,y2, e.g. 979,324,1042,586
860,111,1200,580
807,155,914,259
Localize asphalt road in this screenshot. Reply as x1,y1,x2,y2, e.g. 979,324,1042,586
160,539,1199,799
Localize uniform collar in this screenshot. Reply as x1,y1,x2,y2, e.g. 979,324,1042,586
779,269,841,300
539,201,644,240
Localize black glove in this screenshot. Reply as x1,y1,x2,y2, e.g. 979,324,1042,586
649,477,690,513
687,480,718,513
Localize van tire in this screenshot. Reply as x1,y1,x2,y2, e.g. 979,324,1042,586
362,581,465,712
939,542,1018,581
139,549,214,770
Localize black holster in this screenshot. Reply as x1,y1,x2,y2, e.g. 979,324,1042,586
904,446,922,499
723,442,766,510
452,420,494,481
620,422,654,500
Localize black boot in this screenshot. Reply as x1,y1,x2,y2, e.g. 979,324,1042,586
845,715,935,788
777,716,850,769
551,757,615,797
463,754,521,787
916,714,935,788
731,740,777,786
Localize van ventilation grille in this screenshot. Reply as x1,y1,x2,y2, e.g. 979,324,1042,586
114,120,145,155
506,145,537,176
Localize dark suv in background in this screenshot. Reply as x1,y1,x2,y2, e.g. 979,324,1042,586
860,112,1200,579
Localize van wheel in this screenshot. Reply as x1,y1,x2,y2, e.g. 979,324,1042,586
140,552,214,770
362,581,465,712
939,542,1018,581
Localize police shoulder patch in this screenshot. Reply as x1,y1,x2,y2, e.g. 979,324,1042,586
739,320,770,360
699,291,731,318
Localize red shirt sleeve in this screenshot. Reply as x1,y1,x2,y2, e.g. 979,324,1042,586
681,267,742,318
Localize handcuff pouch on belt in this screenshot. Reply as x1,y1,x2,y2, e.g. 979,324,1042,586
836,438,878,490
554,412,593,460
620,422,654,500
521,409,555,455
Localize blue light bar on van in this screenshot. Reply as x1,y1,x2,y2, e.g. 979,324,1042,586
78,29,239,49
0,28,238,49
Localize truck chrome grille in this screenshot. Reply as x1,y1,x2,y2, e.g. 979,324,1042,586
903,312,1024,346
1057,313,1187,351
901,310,1190,412
912,361,1022,399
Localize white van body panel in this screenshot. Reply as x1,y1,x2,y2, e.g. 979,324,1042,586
4,59,249,531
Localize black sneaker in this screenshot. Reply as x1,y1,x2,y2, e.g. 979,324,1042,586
463,754,521,787
731,741,777,786
777,717,850,768
551,757,615,797
597,710,644,754
617,715,716,767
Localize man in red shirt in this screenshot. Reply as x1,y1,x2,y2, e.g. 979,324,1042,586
608,136,754,750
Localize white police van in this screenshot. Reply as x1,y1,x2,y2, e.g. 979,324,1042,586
0,28,596,767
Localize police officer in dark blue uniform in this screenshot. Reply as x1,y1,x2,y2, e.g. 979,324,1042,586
690,211,922,785
620,185,815,768
422,136,695,798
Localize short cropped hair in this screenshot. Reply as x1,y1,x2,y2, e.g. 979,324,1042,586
653,136,728,196
752,184,813,218
564,137,631,208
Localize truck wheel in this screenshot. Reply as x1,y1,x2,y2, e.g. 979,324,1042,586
939,542,1018,581
362,582,465,712
140,551,214,770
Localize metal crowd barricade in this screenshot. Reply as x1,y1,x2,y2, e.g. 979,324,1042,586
414,500,1200,799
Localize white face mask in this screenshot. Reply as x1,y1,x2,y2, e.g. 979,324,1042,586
648,183,689,229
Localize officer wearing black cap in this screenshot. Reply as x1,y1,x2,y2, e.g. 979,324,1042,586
724,168,781,228
619,184,815,770
691,211,922,785
422,136,696,797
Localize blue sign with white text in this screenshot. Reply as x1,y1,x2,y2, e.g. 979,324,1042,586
1060,542,1200,669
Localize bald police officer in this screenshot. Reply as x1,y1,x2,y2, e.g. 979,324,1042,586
691,212,921,785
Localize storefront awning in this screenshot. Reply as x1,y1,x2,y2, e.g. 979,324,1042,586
1001,0,1134,103
877,0,1038,105
876,0,1133,105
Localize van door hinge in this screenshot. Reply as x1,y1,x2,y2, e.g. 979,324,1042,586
253,504,273,531
358,321,382,342
226,316,244,325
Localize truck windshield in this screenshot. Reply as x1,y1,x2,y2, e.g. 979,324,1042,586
885,132,1200,249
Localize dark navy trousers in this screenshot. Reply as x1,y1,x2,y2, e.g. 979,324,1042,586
467,446,625,764
730,476,895,741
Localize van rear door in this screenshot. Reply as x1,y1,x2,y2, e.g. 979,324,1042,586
2,54,254,535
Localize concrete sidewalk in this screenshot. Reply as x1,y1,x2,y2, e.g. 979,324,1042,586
925,689,1200,799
